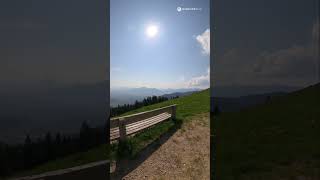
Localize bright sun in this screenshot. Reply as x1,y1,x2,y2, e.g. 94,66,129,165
146,25,158,38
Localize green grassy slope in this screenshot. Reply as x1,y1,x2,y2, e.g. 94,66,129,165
113,89,210,158
215,84,320,179
121,89,210,119
14,89,210,177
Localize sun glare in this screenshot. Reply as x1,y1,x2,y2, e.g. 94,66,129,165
146,25,158,38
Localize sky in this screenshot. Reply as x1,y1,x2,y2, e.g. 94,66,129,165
212,0,319,93
0,0,318,94
0,0,108,93
110,0,210,90
0,0,109,142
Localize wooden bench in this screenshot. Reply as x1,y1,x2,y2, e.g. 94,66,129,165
110,104,177,141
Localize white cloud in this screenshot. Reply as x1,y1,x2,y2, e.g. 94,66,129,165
213,44,317,87
178,75,185,82
188,67,210,89
196,29,210,55
212,22,319,87
111,67,122,73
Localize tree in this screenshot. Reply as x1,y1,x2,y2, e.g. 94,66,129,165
23,135,33,168
45,132,53,160
213,106,221,116
55,133,61,145
80,121,92,150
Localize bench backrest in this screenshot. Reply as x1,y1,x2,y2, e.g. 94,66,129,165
110,104,177,141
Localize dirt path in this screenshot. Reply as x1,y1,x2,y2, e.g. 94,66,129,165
122,113,210,180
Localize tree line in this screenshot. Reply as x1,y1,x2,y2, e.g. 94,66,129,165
0,95,177,177
0,121,107,177
110,95,178,117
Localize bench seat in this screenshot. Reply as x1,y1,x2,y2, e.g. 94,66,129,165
110,112,172,141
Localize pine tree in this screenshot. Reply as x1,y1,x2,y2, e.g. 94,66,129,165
23,134,32,168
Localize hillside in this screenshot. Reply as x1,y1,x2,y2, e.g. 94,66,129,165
112,89,210,158
11,89,210,178
112,89,210,178
0,81,107,144
110,87,200,106
161,91,197,99
121,88,210,119
215,83,320,179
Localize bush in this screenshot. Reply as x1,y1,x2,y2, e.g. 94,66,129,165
116,139,134,159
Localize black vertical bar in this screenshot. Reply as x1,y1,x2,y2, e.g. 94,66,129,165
210,0,215,179
105,0,110,179
318,0,320,82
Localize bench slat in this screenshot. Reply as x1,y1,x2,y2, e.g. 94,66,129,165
126,113,171,129
110,105,176,141
110,128,120,140
110,113,171,140
110,133,119,140
126,113,171,135
126,117,171,135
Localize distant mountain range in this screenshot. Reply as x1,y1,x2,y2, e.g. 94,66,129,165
0,81,108,144
211,85,302,97
211,92,287,112
0,81,310,144
161,91,197,99
210,85,304,112
110,87,200,107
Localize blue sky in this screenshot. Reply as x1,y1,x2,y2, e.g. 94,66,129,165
111,0,210,89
